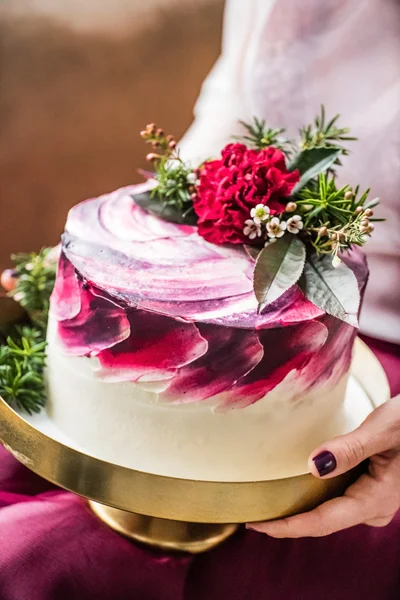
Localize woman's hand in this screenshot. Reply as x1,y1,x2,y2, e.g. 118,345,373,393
247,395,400,538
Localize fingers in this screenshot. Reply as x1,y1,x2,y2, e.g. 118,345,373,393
247,493,365,538
308,396,400,479
365,514,396,527
248,450,400,538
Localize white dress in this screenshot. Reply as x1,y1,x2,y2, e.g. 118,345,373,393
180,0,400,343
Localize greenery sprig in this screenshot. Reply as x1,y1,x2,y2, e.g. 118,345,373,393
296,174,379,261
1,248,56,413
0,325,47,414
236,117,294,157
299,105,357,156
140,123,197,220
10,248,56,330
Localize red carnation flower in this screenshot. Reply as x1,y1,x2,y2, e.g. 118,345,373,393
193,143,299,245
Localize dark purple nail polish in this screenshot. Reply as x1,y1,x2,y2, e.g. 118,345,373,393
313,451,337,477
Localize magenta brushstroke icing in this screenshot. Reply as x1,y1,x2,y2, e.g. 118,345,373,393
50,184,369,406
97,310,208,382
58,278,130,356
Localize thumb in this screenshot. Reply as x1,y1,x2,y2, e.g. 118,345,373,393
308,398,400,479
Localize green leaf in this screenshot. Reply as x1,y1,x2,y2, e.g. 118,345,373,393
289,148,342,194
363,197,380,210
132,191,198,226
253,236,306,312
299,254,360,326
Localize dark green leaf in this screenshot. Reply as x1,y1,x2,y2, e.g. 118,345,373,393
289,148,342,193
253,236,306,312
299,254,360,326
132,191,198,226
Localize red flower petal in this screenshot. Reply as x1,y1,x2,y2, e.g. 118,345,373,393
193,145,299,245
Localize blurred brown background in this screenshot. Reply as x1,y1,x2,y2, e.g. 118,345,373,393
0,0,224,271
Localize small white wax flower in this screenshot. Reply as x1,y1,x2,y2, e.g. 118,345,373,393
332,255,342,268
250,203,270,225
186,172,197,185
266,217,287,239
243,219,262,240
286,215,304,234
264,238,278,248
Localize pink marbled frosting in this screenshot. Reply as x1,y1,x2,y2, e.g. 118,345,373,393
50,184,368,407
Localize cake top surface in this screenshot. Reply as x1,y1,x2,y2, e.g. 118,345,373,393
61,183,333,330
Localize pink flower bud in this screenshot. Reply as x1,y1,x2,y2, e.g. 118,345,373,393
1,269,18,292
285,201,297,213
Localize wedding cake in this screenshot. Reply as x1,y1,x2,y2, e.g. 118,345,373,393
45,115,375,481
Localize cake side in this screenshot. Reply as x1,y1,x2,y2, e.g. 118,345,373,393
46,316,354,481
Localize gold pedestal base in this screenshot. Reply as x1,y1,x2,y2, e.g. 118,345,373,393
89,501,238,553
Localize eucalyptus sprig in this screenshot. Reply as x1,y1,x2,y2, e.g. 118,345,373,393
0,325,47,414
10,248,56,330
237,117,294,156
299,105,357,156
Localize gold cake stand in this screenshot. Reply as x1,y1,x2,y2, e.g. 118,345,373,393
0,315,390,553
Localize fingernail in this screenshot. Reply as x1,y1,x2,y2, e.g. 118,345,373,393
312,450,337,477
